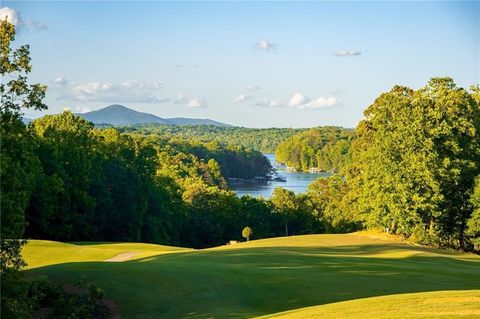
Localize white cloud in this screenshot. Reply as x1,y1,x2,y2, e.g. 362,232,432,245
288,93,311,107
53,77,68,86
175,94,207,108
75,106,91,113
174,94,188,104
299,97,337,109
0,7,19,26
331,89,346,95
334,50,362,57
187,97,207,108
247,85,261,91
175,64,184,69
254,40,276,51
254,93,338,110
254,98,282,108
0,7,46,31
153,81,163,89
235,94,252,103
24,19,47,31
56,78,168,104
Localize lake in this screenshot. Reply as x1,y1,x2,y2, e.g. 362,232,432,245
230,154,331,198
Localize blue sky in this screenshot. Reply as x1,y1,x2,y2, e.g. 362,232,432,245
2,1,479,128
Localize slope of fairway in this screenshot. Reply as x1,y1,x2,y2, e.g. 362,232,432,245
254,290,480,319
22,240,189,268
25,233,480,318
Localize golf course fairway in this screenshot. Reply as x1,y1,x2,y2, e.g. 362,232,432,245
23,232,480,318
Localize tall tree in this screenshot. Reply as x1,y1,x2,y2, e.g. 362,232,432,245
466,176,480,250
270,188,317,236
347,78,480,248
27,112,97,240
1,18,47,269
0,18,47,318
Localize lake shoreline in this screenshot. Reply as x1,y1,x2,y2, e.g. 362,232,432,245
230,154,331,198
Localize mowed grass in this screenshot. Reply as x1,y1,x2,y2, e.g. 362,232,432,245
23,240,189,268
23,232,480,318
254,290,480,319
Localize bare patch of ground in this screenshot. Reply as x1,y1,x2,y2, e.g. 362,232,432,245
104,252,139,262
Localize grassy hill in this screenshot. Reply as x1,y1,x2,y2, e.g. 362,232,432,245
23,233,480,318
23,240,189,269
254,290,480,319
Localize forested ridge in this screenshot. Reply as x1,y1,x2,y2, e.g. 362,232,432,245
14,112,288,247
118,124,308,153
275,126,353,172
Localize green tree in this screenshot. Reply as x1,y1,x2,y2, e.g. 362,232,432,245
347,78,480,248
269,188,317,236
466,176,480,250
1,18,46,268
0,18,47,319
275,126,353,172
27,112,97,241
307,176,361,233
242,226,253,241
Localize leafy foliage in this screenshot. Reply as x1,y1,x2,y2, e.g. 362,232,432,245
307,176,361,233
270,188,321,236
0,20,47,117
0,19,46,271
18,111,304,249
275,126,353,172
242,226,253,241
466,176,480,250
118,124,307,153
345,78,480,249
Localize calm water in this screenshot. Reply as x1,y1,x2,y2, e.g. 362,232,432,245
231,154,331,198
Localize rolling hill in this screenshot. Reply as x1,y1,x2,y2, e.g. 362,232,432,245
23,232,480,318
78,104,170,125
254,290,480,319
167,117,231,126
76,104,230,126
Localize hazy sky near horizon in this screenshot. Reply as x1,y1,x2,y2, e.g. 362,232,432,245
2,1,479,128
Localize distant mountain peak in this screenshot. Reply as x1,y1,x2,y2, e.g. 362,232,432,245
76,104,231,127
93,104,143,114
103,104,130,110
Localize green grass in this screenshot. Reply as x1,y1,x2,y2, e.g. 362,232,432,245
22,240,189,268
253,290,480,319
23,232,480,318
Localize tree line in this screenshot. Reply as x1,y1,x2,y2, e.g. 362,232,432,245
3,107,346,250
4,111,286,247
272,78,480,250
119,124,307,153
297,79,480,250
275,126,353,172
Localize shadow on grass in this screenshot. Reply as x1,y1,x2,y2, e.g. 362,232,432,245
27,244,480,319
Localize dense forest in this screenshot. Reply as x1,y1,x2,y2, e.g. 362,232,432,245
4,111,284,247
160,138,273,180
275,126,354,172
118,125,307,153
345,79,480,249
